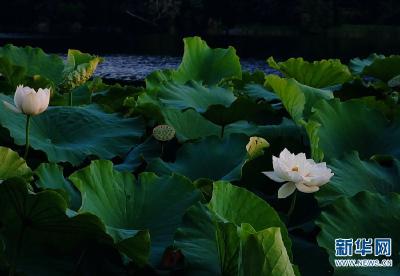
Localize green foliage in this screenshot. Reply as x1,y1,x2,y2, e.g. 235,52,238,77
60,49,103,92
307,98,400,161
266,75,333,122
0,94,145,165
267,57,352,88
0,44,64,86
0,147,32,181
316,192,400,275
147,134,250,182
316,152,400,206
173,37,242,85
69,160,201,264
174,182,297,276
0,37,399,275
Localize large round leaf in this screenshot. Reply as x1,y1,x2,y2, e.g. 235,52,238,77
266,75,333,122
35,163,81,210
162,108,221,142
0,146,32,181
307,98,400,161
316,152,400,206
173,37,242,85
349,54,384,75
209,181,292,256
0,44,64,85
267,57,352,88
362,55,400,82
69,160,201,264
174,182,296,275
158,81,236,112
147,134,250,182
0,179,115,275
316,192,400,275
0,94,145,165
115,137,161,172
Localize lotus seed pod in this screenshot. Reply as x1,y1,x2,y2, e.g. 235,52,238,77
153,125,176,142
246,136,270,159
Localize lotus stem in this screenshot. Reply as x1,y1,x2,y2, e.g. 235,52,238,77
287,190,297,224
23,115,31,160
220,125,225,138
161,142,165,159
69,92,73,106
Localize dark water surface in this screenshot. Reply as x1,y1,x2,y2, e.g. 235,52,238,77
92,54,274,81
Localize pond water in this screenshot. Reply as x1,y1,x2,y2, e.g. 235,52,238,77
92,54,274,81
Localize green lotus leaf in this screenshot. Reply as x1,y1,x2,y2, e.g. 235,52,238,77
174,203,222,275
162,108,221,142
0,178,114,275
209,181,292,256
204,97,280,126
267,57,352,88
0,56,26,90
69,160,201,264
0,44,64,85
92,84,143,112
239,225,296,276
0,146,32,181
316,192,400,275
158,80,236,112
307,98,400,161
266,75,333,122
316,152,400,206
115,137,161,172
147,134,249,182
106,227,150,267
173,37,242,85
144,69,174,91
60,49,103,91
362,55,400,82
348,54,385,75
174,182,296,275
0,94,145,165
35,163,81,210
243,83,280,102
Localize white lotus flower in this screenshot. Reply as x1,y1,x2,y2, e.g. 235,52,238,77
262,148,334,198
3,85,50,116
